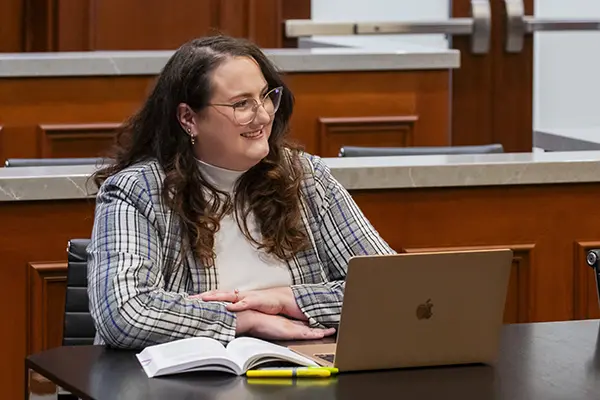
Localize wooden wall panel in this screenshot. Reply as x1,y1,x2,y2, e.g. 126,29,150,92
90,0,216,51
0,0,25,52
318,116,417,157
1,200,95,400
573,241,600,320
351,183,600,323
405,244,533,324
16,0,311,52
286,70,450,153
451,0,533,152
56,0,91,51
281,0,311,48
38,123,119,158
11,181,600,400
27,263,67,355
0,70,450,164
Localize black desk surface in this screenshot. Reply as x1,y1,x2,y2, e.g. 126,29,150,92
27,320,600,400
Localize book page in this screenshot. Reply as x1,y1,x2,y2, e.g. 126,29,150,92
138,337,241,377
226,337,318,371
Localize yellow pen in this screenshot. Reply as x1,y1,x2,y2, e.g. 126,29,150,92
246,369,331,378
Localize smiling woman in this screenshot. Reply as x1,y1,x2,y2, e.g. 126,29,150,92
86,35,395,350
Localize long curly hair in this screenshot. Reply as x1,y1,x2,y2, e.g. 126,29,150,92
93,36,309,272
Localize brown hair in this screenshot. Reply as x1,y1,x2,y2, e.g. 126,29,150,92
93,36,309,276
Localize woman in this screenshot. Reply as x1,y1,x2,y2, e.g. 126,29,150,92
88,35,394,350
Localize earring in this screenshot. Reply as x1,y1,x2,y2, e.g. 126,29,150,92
187,127,195,145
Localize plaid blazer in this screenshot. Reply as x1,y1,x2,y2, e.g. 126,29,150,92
87,152,395,349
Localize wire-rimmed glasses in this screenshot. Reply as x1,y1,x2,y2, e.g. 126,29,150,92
210,86,283,126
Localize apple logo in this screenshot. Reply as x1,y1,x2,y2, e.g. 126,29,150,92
416,299,433,320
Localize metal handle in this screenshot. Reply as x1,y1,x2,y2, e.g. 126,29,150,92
505,0,600,53
285,0,491,54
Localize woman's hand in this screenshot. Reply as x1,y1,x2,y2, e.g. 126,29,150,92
235,310,335,340
197,287,306,321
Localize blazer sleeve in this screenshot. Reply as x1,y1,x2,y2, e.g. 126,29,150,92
291,155,396,328
87,171,236,349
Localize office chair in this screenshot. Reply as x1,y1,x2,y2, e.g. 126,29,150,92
338,144,505,157
4,157,107,167
59,239,94,400
586,250,600,306
63,239,95,345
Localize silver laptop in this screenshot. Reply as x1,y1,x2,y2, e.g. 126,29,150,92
289,249,513,372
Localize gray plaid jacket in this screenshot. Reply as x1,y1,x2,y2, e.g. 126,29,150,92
87,152,395,349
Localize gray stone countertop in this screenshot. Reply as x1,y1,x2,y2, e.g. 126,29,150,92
0,43,460,78
2,150,600,202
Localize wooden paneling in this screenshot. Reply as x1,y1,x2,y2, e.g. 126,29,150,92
317,116,418,157
13,181,600,400
56,0,91,51
573,242,600,320
351,183,600,323
1,200,95,400
286,70,450,153
38,123,119,158
0,0,24,52
0,70,450,164
91,0,215,51
27,263,67,355
281,0,311,48
451,0,533,152
405,244,533,324
17,0,310,52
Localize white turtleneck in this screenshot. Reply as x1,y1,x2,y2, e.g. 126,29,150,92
196,159,293,292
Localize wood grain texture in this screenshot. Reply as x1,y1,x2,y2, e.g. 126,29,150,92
13,0,311,51
27,263,67,355
1,200,95,400
573,241,600,320
0,70,450,163
38,123,120,158
451,0,533,152
450,0,492,147
285,70,450,153
0,0,25,52
317,116,418,157
15,182,600,400
90,0,216,50
490,0,533,152
405,244,534,324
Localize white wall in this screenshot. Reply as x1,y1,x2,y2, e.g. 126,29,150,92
534,0,600,130
310,0,449,49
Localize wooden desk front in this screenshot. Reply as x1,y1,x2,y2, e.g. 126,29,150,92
2,180,600,400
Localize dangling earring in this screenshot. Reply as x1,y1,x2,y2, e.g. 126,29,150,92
187,127,195,145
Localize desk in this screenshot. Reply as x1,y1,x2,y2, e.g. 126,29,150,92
26,320,600,400
3,152,600,400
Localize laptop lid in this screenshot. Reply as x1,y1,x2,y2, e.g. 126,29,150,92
331,249,513,372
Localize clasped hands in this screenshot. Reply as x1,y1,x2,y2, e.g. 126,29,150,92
191,287,335,340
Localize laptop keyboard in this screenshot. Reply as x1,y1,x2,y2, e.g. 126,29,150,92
314,353,335,363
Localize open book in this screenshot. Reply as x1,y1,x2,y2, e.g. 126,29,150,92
136,336,319,378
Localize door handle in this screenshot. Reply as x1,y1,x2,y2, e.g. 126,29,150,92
505,0,600,53
285,0,491,54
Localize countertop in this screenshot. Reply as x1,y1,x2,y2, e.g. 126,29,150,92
2,150,600,202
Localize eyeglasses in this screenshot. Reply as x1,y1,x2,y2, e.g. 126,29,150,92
209,86,283,126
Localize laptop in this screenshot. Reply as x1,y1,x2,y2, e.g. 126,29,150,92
288,249,513,372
